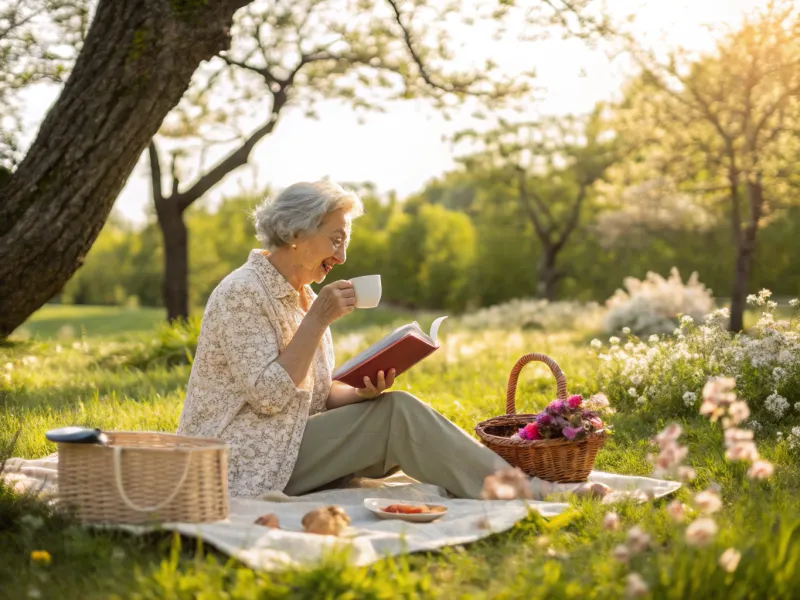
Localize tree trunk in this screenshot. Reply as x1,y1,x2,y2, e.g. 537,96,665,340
728,180,763,332
156,201,189,322
0,0,249,338
536,247,560,301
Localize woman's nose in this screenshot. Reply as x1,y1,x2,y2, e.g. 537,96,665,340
335,245,347,264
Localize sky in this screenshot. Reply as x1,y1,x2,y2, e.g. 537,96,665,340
18,0,769,226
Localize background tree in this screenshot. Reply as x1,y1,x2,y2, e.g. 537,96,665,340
454,106,616,300
610,1,800,330
0,0,251,338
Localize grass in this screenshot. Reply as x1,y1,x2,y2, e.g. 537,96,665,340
1,306,800,598
13,304,166,340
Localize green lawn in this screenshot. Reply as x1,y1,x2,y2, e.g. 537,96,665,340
14,304,167,340
1,306,799,598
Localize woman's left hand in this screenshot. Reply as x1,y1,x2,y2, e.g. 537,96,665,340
356,369,397,399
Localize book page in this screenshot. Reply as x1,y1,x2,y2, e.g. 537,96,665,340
331,317,445,379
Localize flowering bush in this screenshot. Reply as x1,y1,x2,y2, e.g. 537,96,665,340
515,394,609,441
460,298,604,332
604,268,715,336
594,292,800,425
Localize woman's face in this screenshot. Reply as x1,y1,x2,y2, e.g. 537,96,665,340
294,209,350,284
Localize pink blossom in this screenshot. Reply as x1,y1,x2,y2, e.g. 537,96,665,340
718,548,741,573
536,413,553,426
519,423,541,441
547,399,566,414
626,526,650,553
656,423,682,446
567,395,583,409
626,573,649,598
678,466,697,482
728,401,750,426
725,441,759,462
603,512,621,531
666,500,685,522
747,460,774,480
685,517,718,547
694,490,722,515
588,417,604,429
562,426,582,440
612,544,630,563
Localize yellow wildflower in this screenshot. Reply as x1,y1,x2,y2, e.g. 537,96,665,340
30,550,51,565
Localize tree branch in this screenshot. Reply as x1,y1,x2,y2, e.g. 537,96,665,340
554,183,586,251
516,169,552,246
148,140,163,205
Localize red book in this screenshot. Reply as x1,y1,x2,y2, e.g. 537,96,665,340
332,317,447,388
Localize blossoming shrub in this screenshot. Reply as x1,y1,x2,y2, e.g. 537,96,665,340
594,292,800,425
459,298,604,331
604,267,715,336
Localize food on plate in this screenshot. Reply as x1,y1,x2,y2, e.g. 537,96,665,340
302,505,351,536
254,513,280,528
382,503,446,514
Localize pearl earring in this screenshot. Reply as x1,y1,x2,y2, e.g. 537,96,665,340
292,244,297,249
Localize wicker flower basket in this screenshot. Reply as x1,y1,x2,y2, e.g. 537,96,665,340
56,431,229,525
475,353,606,483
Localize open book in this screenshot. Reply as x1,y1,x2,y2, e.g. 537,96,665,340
332,316,448,388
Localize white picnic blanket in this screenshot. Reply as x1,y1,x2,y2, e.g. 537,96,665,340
2,453,681,571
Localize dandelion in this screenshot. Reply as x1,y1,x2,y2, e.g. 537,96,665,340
603,512,621,531
591,338,602,349
719,548,741,573
609,336,621,345
685,517,718,547
765,393,790,419
30,550,51,566
683,391,697,406
628,387,638,397
747,460,774,480
694,490,722,514
626,526,650,553
612,544,631,563
626,573,649,598
666,500,686,522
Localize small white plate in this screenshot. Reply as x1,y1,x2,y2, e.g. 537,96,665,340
363,498,448,523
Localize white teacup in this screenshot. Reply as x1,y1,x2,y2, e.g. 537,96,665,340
350,275,382,308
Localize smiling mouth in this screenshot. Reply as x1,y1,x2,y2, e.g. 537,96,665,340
322,261,333,274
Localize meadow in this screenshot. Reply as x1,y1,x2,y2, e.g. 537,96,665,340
2,303,799,599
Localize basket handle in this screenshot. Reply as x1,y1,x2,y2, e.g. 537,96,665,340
506,353,568,415
112,446,191,513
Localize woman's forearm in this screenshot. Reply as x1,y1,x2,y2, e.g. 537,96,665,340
276,310,328,387
326,381,370,410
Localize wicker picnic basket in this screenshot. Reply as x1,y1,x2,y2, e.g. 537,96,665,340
475,353,605,483
56,431,229,525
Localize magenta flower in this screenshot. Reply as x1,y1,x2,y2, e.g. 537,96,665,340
547,399,566,414
562,426,582,440
518,422,541,441
536,413,553,426
567,395,583,409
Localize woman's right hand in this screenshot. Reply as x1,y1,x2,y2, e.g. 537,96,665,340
309,280,356,326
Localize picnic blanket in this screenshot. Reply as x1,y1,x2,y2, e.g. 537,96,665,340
3,452,681,571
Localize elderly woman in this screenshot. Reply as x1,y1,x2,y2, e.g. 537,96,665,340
177,181,609,500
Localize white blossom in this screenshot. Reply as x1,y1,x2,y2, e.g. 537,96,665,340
591,338,602,349
765,393,790,418
683,391,697,406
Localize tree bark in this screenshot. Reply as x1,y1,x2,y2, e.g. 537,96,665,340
156,200,190,321
728,179,763,332
536,247,561,301
0,0,249,338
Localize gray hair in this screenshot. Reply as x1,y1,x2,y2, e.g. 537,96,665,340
253,181,364,249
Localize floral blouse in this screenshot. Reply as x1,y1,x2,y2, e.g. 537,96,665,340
176,250,334,498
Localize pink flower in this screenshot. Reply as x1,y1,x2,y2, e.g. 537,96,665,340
685,517,718,547
536,413,553,426
747,460,774,480
626,526,650,554
562,426,582,440
626,573,649,598
588,417,604,429
655,423,682,447
519,423,541,441
694,490,722,515
718,548,741,573
603,512,621,531
612,544,630,563
547,399,566,414
567,395,583,409
666,500,685,522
